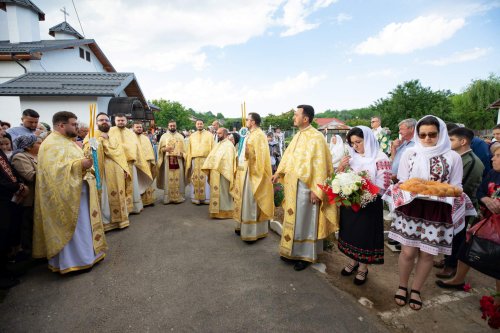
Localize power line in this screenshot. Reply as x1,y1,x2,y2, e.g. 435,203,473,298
71,0,85,38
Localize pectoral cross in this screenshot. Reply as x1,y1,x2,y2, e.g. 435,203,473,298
60,7,70,22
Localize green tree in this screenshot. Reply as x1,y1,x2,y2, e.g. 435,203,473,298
152,99,192,130
450,74,500,129
262,110,295,130
372,80,453,133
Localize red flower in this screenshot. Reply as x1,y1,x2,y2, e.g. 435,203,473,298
463,283,471,292
479,295,500,329
351,203,360,212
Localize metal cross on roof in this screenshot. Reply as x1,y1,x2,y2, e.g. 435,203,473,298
60,6,70,22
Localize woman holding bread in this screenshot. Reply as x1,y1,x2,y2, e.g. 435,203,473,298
383,115,476,310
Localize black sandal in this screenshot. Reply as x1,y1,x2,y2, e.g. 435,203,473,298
341,262,359,276
394,286,408,306
409,289,423,310
353,269,368,285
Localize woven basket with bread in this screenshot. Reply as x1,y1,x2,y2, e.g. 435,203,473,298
398,178,462,197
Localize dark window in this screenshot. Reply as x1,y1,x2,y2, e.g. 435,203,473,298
79,47,84,59
85,51,91,62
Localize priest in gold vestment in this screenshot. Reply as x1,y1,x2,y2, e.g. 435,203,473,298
233,112,274,242
185,119,214,204
84,113,130,232
33,111,107,274
109,114,143,214
202,128,236,219
132,122,156,207
157,120,186,204
272,105,338,271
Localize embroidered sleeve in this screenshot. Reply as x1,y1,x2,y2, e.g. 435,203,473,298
376,160,392,193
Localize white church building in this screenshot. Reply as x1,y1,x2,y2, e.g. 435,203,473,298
0,0,153,126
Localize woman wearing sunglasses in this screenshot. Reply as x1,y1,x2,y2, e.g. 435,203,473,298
383,115,476,310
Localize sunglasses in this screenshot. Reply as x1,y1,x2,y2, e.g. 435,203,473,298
418,132,438,139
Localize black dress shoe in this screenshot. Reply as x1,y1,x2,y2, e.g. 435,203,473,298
293,261,311,271
280,256,297,264
435,280,465,290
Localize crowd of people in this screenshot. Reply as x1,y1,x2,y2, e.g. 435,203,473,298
1,106,499,314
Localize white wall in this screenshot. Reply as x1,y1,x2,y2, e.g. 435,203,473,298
0,96,22,125
33,46,106,72
0,10,8,41
0,62,29,83
20,96,101,126
6,4,40,43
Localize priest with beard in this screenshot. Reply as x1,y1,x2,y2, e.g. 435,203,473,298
84,113,130,231
202,128,236,219
109,114,143,214
33,111,107,274
132,121,156,207
185,119,214,204
157,120,186,204
233,112,274,242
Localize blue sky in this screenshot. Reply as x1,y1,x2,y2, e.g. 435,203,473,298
37,0,500,118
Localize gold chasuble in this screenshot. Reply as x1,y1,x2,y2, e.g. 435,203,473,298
33,132,107,265
157,131,186,204
83,130,130,231
109,126,137,211
135,133,156,206
185,129,214,203
276,126,339,260
233,128,274,240
202,139,236,219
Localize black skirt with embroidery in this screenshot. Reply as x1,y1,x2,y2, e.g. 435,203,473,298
338,196,384,264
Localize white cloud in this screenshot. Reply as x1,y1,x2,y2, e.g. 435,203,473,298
422,47,490,66
334,13,352,24
39,0,336,71
279,0,338,37
354,15,465,55
151,71,326,117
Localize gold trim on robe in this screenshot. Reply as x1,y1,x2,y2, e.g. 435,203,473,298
276,126,339,258
233,127,274,223
33,132,107,259
136,133,156,206
202,139,236,218
185,130,214,201
157,131,186,203
83,130,130,231
109,127,138,211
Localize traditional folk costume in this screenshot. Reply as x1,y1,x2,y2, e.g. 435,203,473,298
33,132,107,274
329,134,347,169
109,126,144,214
84,131,130,232
185,129,214,204
383,116,476,256
233,127,274,240
157,131,186,204
277,126,338,262
135,133,156,206
338,126,391,264
202,138,236,219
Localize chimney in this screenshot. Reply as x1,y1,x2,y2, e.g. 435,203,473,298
1,1,45,43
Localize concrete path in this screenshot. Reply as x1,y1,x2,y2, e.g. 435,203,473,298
0,201,388,332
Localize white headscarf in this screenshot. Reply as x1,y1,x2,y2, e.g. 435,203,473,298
330,134,345,167
347,126,379,180
408,115,450,179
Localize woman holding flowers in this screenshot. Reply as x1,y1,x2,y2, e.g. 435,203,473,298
336,126,391,286
383,115,476,311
